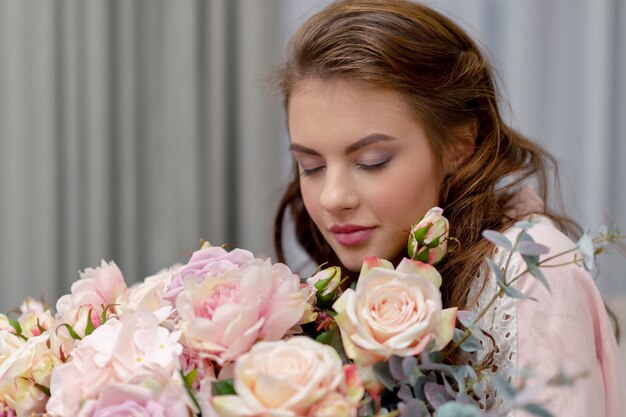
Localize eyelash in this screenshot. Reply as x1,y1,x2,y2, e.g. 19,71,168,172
300,159,391,177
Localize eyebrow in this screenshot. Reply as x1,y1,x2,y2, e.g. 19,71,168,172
289,133,396,156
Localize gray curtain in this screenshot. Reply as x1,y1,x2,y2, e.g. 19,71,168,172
1,0,625,316
0,0,287,310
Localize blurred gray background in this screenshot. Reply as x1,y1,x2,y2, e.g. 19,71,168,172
1,0,624,336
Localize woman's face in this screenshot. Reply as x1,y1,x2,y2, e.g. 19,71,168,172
288,79,442,271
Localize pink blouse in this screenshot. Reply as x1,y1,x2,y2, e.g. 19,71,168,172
512,217,625,416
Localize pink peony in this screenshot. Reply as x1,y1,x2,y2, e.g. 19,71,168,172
175,258,308,366
164,245,255,305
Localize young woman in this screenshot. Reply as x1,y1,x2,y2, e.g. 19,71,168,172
273,1,624,416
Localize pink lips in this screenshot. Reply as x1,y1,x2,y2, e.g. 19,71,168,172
329,224,375,246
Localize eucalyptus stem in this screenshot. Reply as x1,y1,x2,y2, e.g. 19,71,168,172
440,231,621,362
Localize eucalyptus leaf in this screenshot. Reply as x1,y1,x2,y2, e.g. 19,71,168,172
456,310,477,328
402,356,419,383
485,257,505,286
577,233,595,270
424,382,453,409
398,385,415,402
435,402,481,417
460,335,482,353
526,262,551,293
503,284,535,301
399,398,428,417
490,374,516,402
522,403,553,417
389,355,407,381
482,230,513,251
472,380,485,399
514,219,537,229
517,241,549,256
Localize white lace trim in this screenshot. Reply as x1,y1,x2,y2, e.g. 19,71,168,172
469,246,522,415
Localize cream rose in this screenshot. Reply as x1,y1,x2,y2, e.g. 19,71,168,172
212,337,351,417
333,257,457,365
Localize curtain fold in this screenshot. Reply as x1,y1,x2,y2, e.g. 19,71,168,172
0,0,285,311
0,0,624,313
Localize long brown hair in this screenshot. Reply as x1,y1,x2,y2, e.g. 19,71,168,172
274,0,576,310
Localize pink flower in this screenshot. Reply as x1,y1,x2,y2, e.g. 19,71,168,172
164,245,255,304
213,337,361,417
408,207,449,265
333,257,457,365
0,334,59,417
76,379,193,417
46,311,184,417
51,261,128,357
175,258,308,366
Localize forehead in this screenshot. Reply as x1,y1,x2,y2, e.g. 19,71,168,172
287,79,421,143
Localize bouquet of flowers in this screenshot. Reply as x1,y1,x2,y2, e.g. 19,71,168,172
0,208,623,417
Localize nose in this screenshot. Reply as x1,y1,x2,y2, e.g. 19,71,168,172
318,167,359,213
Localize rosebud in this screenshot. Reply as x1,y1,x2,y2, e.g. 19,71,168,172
306,266,343,304
408,207,449,265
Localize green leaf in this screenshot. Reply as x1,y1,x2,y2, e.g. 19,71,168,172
85,309,96,336
9,319,23,336
482,230,512,251
416,248,430,263
183,368,198,389
211,379,236,396
57,323,82,340
522,404,553,417
436,402,481,417
315,329,333,345
34,383,51,397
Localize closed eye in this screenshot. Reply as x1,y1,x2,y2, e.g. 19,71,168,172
301,166,325,177
357,158,391,172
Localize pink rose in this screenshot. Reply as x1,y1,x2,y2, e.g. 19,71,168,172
408,207,449,265
175,258,308,366
164,245,255,304
213,337,361,417
52,261,128,356
333,257,457,365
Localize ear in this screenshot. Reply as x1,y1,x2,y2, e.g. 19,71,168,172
445,120,477,173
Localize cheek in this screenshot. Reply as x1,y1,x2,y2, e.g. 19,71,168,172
366,166,440,223
300,181,322,223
